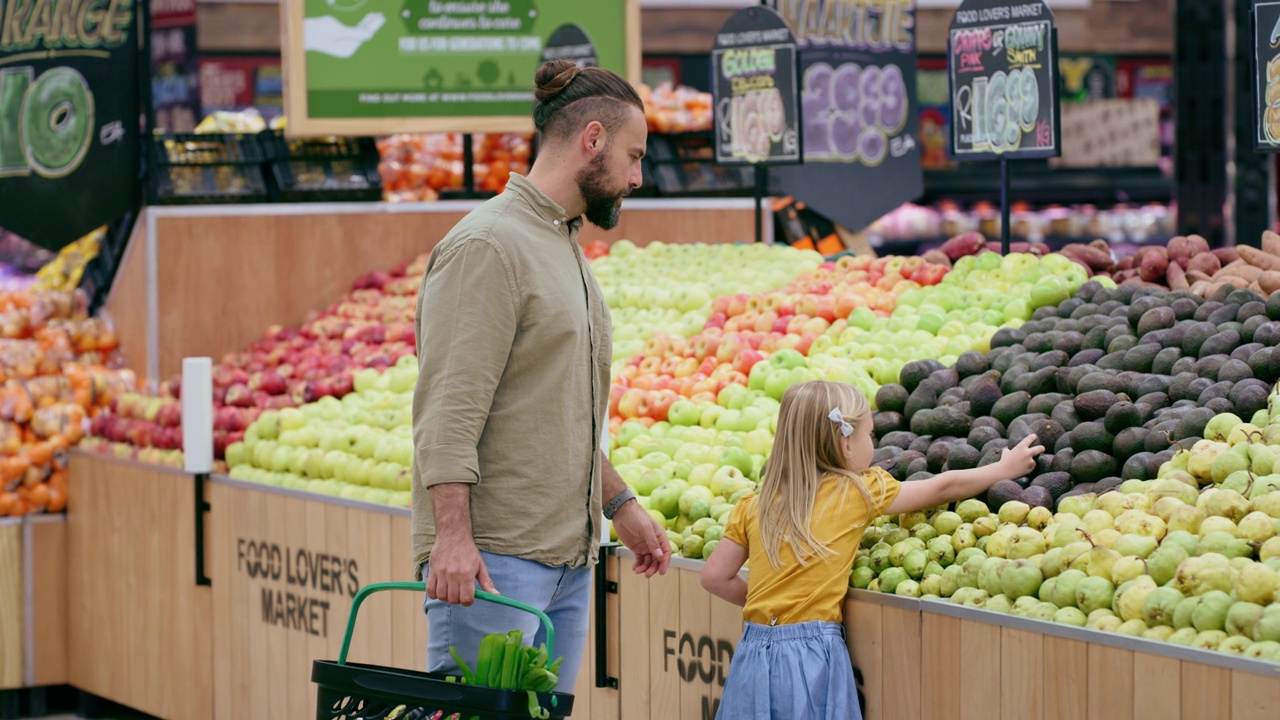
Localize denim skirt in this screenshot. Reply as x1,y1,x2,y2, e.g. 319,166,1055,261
716,620,863,720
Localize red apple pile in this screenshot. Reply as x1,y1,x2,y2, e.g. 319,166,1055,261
87,254,432,465
608,254,951,433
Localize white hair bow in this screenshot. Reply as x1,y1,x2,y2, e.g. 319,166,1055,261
828,408,853,437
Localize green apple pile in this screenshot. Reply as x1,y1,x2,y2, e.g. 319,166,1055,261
223,358,418,508
594,240,824,373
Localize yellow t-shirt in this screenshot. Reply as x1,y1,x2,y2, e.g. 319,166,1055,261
723,467,901,625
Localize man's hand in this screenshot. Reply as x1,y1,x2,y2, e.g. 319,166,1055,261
426,532,498,606
612,500,670,577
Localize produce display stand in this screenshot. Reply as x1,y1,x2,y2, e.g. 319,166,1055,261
104,199,765,382
0,514,67,710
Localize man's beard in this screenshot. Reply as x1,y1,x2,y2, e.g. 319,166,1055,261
576,151,626,230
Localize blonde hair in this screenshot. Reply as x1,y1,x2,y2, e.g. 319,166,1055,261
758,380,882,570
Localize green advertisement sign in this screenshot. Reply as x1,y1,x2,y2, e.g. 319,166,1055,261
294,0,632,132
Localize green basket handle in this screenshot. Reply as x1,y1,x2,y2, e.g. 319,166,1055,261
337,582,556,667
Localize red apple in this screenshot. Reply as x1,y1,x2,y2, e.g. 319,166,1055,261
732,348,765,375
616,389,649,419
224,383,254,408
648,391,677,422
608,385,626,416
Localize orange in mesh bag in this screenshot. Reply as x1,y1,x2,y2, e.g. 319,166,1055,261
31,403,86,444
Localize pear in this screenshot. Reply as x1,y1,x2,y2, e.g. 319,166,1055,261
955,499,990,523
951,525,978,552
1162,529,1201,556
956,547,986,566
1203,412,1243,443
1039,547,1066,579
1210,444,1251,484
1247,475,1280,505
1198,530,1253,559
1052,569,1087,609
1191,590,1234,632
1264,422,1280,445
1167,627,1199,646
1076,576,1116,614
1261,537,1280,562
1057,493,1097,518
1029,602,1059,622
903,550,929,579
998,500,1031,526
1114,509,1167,540
1219,470,1255,496
889,537,926,567
1111,555,1148,585
1053,606,1088,627
1226,423,1262,446
1093,528,1122,548
932,510,963,536
1166,505,1205,534
1026,506,1053,531
1192,630,1229,650
1236,511,1279,544
1118,479,1148,495
1116,619,1148,637
1087,613,1123,633
1173,595,1202,629
985,527,1017,558
1173,553,1237,596
1146,480,1199,508
983,593,1014,614
1082,509,1115,534
1169,448,1191,472
1249,444,1280,476
1146,544,1190,586
1198,515,1239,537
959,588,991,608
972,515,998,537
1234,562,1279,605
920,574,943,597
1038,576,1058,603
1096,492,1151,519
911,522,938,542
1000,559,1044,599
1225,601,1266,639
1143,586,1185,627
1006,527,1048,560
899,510,928,531
1083,546,1121,580
1162,469,1198,487
1113,576,1158,622
939,565,965,597
1010,595,1040,616
1244,640,1280,661
1150,496,1187,522
1255,614,1280,643
978,557,1007,597
1217,635,1254,655
1187,440,1226,483
1198,488,1250,522
924,560,946,579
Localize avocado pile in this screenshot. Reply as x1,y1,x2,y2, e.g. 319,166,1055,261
871,282,1280,511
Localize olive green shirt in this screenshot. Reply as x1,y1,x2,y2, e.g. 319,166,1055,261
411,174,611,572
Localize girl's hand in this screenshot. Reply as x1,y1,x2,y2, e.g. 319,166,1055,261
997,434,1044,478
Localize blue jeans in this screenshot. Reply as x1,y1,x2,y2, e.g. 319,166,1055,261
423,550,592,694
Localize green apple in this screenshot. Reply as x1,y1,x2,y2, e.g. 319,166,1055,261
668,400,703,427
710,466,754,499
687,464,717,489
769,348,807,370
718,447,754,476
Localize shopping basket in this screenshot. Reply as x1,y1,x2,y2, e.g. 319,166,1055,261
312,582,575,720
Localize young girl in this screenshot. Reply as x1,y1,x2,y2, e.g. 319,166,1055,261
701,380,1043,719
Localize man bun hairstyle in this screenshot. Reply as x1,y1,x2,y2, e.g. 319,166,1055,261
533,60,644,140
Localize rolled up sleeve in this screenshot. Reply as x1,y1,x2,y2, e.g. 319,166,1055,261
413,237,519,488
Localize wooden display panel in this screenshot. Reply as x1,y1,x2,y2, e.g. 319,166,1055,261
65,453,213,720
840,591,1280,720
108,201,759,383
0,520,20,689
27,515,67,687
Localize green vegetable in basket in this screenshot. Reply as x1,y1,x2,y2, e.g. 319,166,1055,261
446,629,566,717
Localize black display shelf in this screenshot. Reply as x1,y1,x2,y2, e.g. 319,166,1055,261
920,165,1173,206
870,234,1175,257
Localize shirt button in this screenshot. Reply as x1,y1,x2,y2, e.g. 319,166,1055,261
554,220,561,226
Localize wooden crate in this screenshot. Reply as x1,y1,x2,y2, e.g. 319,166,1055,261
0,514,68,692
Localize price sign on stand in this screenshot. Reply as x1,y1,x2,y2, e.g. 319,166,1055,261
541,24,600,70
947,0,1061,253
765,0,923,243
712,5,802,245
1252,1,1280,150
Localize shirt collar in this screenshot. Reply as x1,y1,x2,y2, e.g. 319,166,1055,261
505,173,584,233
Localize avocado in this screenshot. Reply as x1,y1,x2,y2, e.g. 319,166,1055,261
1185,377,1213,401
1227,288,1263,306
1035,452,1055,476
1068,349,1106,369
1022,333,1051,354
1067,302,1098,320
982,438,1012,457
1174,407,1216,442
926,441,952,474
1181,322,1218,356
1209,284,1236,303
1031,471,1073,499
1103,401,1142,434
1015,366,1059,397
1082,325,1108,351
1112,427,1149,458
1204,397,1235,415
1135,306,1176,337
1138,329,1170,349
1152,345,1177,371
1071,450,1119,485
1238,316,1265,345
1163,322,1190,349
1069,421,1115,454
1031,350,1069,372
903,383,940,421
928,367,961,390
1052,402,1081,431
1121,343,1161,373
1236,300,1266,324
992,391,1031,426
1231,342,1264,362
989,327,1027,349
871,446,901,468
1093,476,1124,494
1122,452,1153,480
966,379,1003,419
1134,394,1169,422
1144,423,1175,454
967,426,1000,451
875,384,909,414
947,443,981,471
1218,321,1244,339
999,366,1028,395
1249,347,1280,384
1267,291,1280,321
1051,448,1075,473
1105,322,1136,347
1134,375,1172,398
873,411,905,438
1053,433,1071,453
972,417,1006,435
929,407,973,438
1229,379,1270,418
986,480,1024,509
1217,359,1253,384
977,448,1003,469
1126,296,1164,328
1028,392,1068,416
954,350,989,379
1020,486,1052,509
991,347,1022,374
1207,304,1242,326
1106,336,1138,356
1256,321,1280,346
1170,356,1197,377
909,435,935,455
900,359,945,393
1098,299,1123,315
1009,417,1064,451
1199,330,1242,359
1113,371,1141,397
1075,389,1120,420
1194,300,1223,322
880,431,917,450
1080,280,1108,302
1168,372,1198,402
1171,297,1199,321
938,386,967,407
906,470,934,483
1053,298,1082,318
1051,331,1084,357
1073,370,1118,395
909,410,934,436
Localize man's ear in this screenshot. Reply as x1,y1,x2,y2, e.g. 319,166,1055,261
582,120,606,154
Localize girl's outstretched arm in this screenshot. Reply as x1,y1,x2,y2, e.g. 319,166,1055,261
700,539,749,606
883,434,1044,515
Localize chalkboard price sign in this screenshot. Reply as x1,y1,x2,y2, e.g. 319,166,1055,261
1254,1,1280,150
712,7,801,166
948,0,1061,160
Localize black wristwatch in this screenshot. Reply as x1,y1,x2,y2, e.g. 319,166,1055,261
603,488,637,520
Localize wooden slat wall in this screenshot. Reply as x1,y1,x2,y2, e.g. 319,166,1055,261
108,204,754,382
28,517,67,686
65,454,213,720
0,521,20,689
842,594,1280,720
